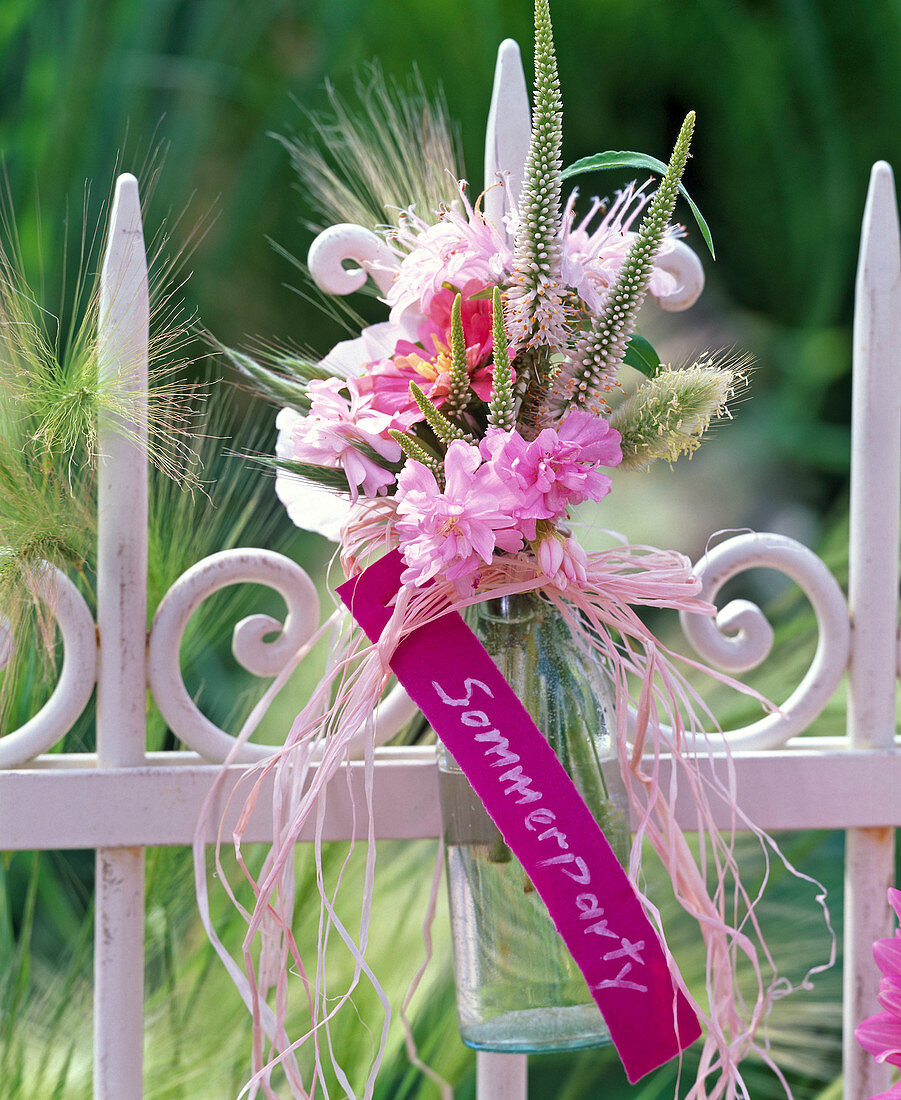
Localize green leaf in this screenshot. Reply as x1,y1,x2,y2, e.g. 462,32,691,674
266,457,353,493
561,150,715,259
623,333,662,378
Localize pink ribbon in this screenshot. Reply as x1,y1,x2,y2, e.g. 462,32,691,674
338,549,701,1083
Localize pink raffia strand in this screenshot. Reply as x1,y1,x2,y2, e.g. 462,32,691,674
201,518,834,1098
399,840,455,1100
856,889,901,1098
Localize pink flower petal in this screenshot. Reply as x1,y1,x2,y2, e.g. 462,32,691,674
875,938,901,978
857,1012,901,1067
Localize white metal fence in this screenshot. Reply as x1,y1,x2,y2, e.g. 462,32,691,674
0,39,899,1100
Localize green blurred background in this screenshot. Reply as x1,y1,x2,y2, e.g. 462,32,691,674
1,0,896,1095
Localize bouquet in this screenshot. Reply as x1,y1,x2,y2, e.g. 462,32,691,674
211,2,831,1097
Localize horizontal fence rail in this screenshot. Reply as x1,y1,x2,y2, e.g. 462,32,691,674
3,744,901,852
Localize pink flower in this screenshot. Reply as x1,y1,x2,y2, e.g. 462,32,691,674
359,285,502,426
386,184,513,326
480,409,622,538
279,378,402,501
559,183,682,314
275,408,354,539
857,889,901,1097
536,532,589,591
394,441,523,591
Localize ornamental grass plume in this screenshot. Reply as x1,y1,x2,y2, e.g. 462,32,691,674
0,182,201,720
280,64,463,234
609,353,748,470
856,888,901,1098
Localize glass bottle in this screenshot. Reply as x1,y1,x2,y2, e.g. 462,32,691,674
438,591,631,1053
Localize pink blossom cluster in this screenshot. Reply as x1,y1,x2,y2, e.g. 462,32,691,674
386,180,682,338
394,412,621,592
277,378,402,500
275,179,656,579
276,286,501,519
857,888,901,1098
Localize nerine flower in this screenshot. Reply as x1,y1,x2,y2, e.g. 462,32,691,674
856,888,901,1098
275,408,354,540
280,377,402,500
480,408,622,539
394,440,524,591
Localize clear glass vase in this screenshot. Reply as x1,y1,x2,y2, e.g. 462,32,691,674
438,592,631,1054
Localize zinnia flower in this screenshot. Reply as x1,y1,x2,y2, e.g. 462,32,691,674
394,440,523,591
360,285,498,425
856,888,901,1098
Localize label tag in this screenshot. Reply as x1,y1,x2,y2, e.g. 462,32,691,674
338,550,701,1083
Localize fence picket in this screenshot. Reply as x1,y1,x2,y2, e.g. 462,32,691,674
94,172,150,1100
843,159,901,1100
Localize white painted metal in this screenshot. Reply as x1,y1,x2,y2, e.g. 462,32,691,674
483,38,531,240
3,745,901,851
148,548,321,762
94,172,149,1100
94,846,145,1100
0,562,96,767
477,1052,528,1099
147,547,418,761
652,238,705,311
307,222,398,295
843,160,901,1100
97,172,149,769
678,531,851,749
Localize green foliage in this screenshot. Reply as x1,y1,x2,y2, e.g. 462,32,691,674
622,332,661,379
562,150,714,258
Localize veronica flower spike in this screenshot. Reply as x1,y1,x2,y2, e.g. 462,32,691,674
505,0,567,358
487,286,515,431
546,111,696,422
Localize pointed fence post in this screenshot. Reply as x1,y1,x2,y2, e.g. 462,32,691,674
483,38,531,244
94,173,150,1100
843,161,901,1100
